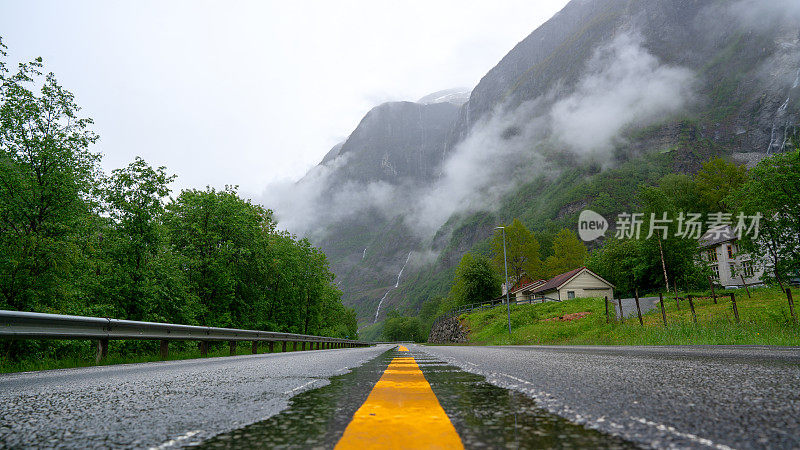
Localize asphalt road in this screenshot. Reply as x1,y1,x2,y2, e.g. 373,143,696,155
417,344,800,449
0,345,389,449
3,344,798,448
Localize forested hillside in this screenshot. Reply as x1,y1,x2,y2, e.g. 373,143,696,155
0,39,357,362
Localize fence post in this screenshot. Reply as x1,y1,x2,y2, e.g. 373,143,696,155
731,293,740,323
96,338,109,363
604,296,610,324
708,276,717,304
617,295,624,322
634,288,643,326
160,340,169,359
687,294,697,324
787,288,797,324
741,275,751,298
229,341,237,356
659,293,667,327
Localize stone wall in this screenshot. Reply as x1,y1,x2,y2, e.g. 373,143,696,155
427,317,469,344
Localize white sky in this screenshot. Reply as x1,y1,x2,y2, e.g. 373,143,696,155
0,0,569,197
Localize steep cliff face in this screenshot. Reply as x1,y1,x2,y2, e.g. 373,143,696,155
279,0,800,325
331,101,459,184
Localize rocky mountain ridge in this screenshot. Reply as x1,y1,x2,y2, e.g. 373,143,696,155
271,0,800,326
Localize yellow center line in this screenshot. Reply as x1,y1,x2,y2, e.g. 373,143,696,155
335,349,463,449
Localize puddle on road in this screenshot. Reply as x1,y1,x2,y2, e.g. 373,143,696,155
198,348,635,449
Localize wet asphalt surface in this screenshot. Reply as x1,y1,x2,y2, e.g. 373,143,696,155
0,346,388,448
418,344,800,449
200,347,633,449
2,344,798,449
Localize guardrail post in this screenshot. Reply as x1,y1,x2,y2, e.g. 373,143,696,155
96,339,109,363
293,341,298,351
160,340,169,359
268,341,274,353
252,341,259,354
229,341,237,356
282,341,287,352
200,341,209,356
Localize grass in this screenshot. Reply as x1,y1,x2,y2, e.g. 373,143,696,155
0,341,313,374
462,287,800,346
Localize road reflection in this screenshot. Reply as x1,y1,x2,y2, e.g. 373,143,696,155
199,347,635,448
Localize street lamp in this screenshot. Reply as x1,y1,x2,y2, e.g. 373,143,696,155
495,226,512,338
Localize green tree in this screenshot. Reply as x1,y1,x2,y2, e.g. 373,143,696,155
163,186,276,328
694,157,747,213
727,147,800,286
0,39,101,311
100,157,185,321
543,229,587,278
382,310,425,342
491,218,543,283
448,253,501,308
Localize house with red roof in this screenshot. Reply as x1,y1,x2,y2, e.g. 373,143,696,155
528,267,614,302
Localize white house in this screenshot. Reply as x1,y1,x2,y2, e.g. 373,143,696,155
699,225,764,288
528,267,614,301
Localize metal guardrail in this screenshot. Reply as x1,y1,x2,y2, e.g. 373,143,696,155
0,309,371,362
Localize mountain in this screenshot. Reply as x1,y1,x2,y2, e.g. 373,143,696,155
268,0,800,327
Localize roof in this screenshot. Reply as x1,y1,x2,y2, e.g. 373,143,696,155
531,267,585,294
510,279,545,295
531,267,615,294
699,225,737,248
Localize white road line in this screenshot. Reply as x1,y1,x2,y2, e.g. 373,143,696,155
283,379,319,395
491,370,734,450
630,417,736,450
149,430,202,449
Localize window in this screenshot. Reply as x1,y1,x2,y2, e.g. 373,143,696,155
731,242,739,255
567,291,575,300
711,265,720,280
727,244,734,259
708,248,718,262
742,261,754,278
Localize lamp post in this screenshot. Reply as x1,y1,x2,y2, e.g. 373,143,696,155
495,226,512,338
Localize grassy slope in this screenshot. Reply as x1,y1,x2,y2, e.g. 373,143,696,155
462,287,800,346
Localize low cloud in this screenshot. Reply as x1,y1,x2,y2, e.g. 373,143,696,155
262,153,397,238
550,33,695,153
405,32,695,238
264,32,697,244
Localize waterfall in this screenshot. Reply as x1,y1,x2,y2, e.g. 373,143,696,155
395,252,412,288
766,68,799,154
373,251,413,323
